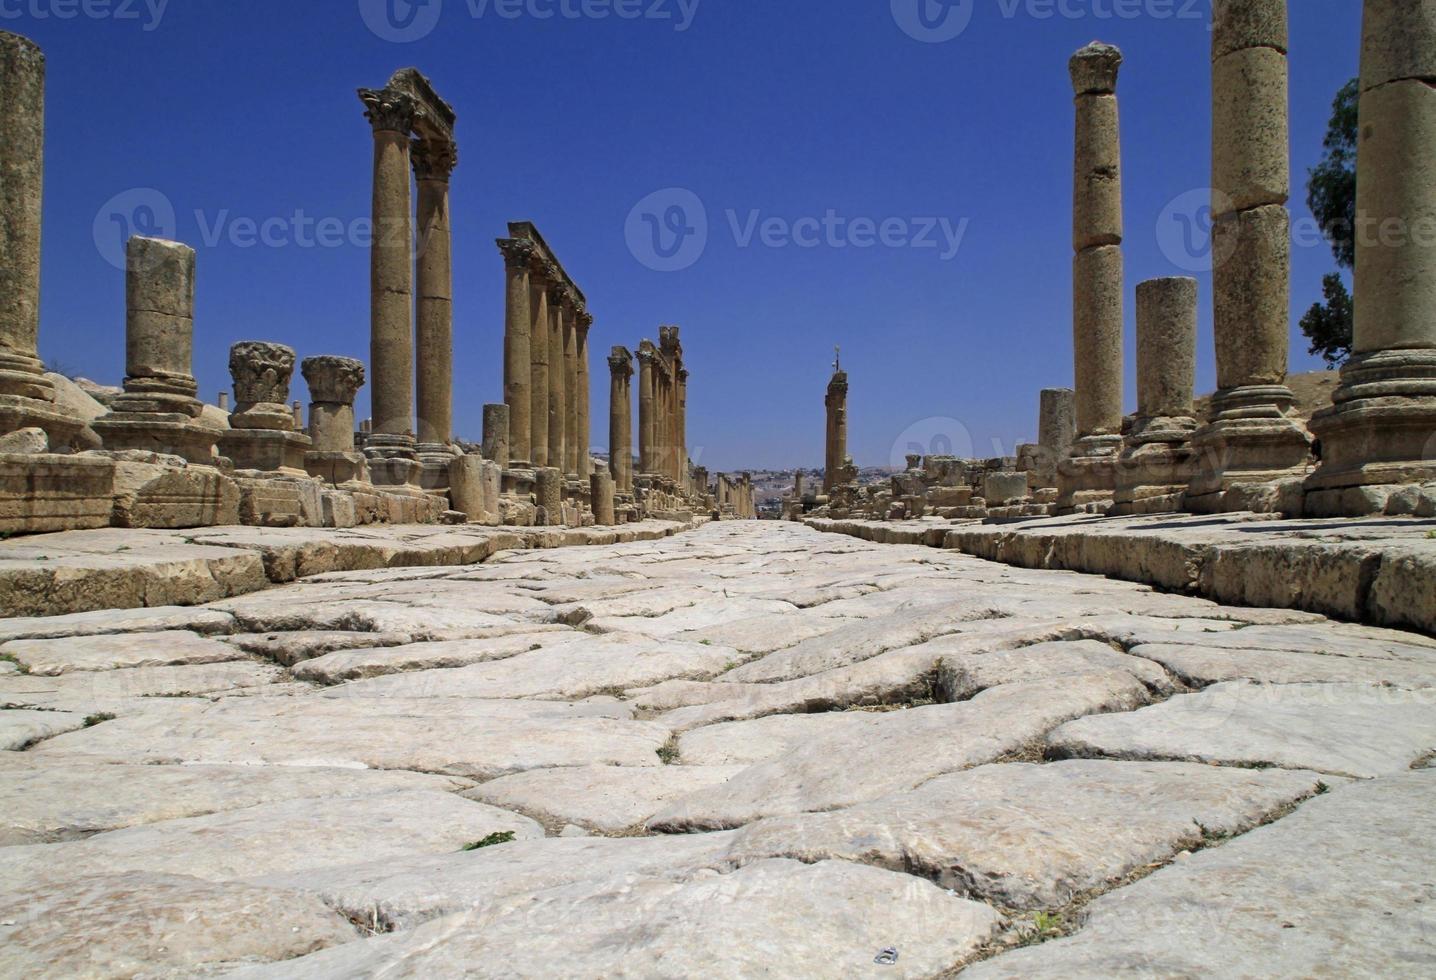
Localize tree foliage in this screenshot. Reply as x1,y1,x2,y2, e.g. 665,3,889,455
1300,273,1354,368
1299,78,1358,367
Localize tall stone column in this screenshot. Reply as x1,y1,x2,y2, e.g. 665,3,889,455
412,137,457,466
302,355,368,486
498,239,534,468
1307,0,1436,516
1188,0,1312,513
548,284,567,477
677,368,689,491
1057,41,1125,514
638,343,657,476
0,32,85,449
1115,278,1199,514
609,347,633,492
93,237,223,464
482,403,510,471
358,86,419,485
824,369,849,492
563,306,579,478
576,310,592,480
528,263,551,468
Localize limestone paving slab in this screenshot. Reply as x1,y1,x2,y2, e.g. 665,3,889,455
962,772,1436,978
1049,680,1436,778
0,605,235,642
229,859,1004,980
0,762,471,845
649,672,1150,830
0,629,242,675
1131,641,1436,689
0,872,358,978
0,707,85,750
0,790,543,892
726,760,1333,910
0,660,283,708
467,763,748,833
293,631,585,683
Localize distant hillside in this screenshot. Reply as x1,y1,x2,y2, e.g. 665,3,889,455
1195,370,1340,423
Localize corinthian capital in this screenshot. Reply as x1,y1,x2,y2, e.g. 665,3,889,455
411,138,458,181
497,238,536,270
359,87,417,134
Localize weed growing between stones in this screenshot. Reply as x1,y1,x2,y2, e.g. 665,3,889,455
83,712,117,728
461,831,516,851
656,735,681,764
0,653,28,674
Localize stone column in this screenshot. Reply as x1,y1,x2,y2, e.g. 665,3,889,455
677,368,689,492
93,237,222,464
1306,0,1436,515
528,263,551,468
1057,41,1125,514
482,403,510,470
609,347,633,492
412,137,457,465
535,466,563,527
547,283,567,476
591,468,615,525
219,341,311,474
302,355,368,486
576,310,593,480
498,239,534,468
1188,0,1312,513
358,86,419,484
1114,278,1199,514
0,32,87,449
824,369,849,492
638,343,657,475
563,305,579,478
1035,388,1077,489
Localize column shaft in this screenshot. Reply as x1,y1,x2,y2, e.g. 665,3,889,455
563,315,578,476
499,240,533,465
365,108,414,444
413,140,456,451
638,348,656,474
528,273,550,468
548,289,566,475
0,31,47,402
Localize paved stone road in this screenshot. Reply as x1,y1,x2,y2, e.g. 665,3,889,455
2,522,1434,977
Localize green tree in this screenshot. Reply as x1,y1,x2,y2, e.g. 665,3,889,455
1301,78,1358,367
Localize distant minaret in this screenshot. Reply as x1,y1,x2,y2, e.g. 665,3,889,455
824,350,848,493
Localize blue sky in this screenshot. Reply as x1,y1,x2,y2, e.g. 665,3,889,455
11,0,1360,471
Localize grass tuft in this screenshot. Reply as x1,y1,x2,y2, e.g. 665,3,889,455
461,831,517,851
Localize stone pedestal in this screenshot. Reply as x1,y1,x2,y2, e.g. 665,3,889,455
302,356,369,487
219,342,311,475
1188,1,1313,513
1115,277,1199,514
1057,43,1126,514
451,454,502,525
1305,0,1436,517
535,467,563,527
93,238,224,464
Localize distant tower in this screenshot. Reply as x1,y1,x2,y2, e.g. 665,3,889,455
824,355,848,493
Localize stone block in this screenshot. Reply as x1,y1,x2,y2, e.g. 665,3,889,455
1073,93,1122,251
321,490,358,529
1212,46,1289,214
0,453,115,534
983,472,1030,507
1211,205,1290,388
110,460,240,530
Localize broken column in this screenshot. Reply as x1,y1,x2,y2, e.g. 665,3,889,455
1306,0,1436,516
1057,41,1125,514
482,402,510,471
591,468,615,525
413,136,458,485
535,466,563,527
609,346,634,492
93,237,224,464
0,31,88,451
358,85,419,486
302,355,368,486
823,365,849,493
1031,388,1077,492
219,341,311,475
1187,0,1312,513
1114,277,1199,514
498,238,534,468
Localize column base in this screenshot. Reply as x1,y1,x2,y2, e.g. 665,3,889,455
1185,393,1313,514
365,433,421,488
1054,434,1121,514
1112,420,1196,516
305,451,370,487
416,445,457,493
219,428,312,476
0,394,94,452
1304,349,1436,513
92,413,225,466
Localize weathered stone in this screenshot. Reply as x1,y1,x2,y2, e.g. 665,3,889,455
0,630,239,676
293,631,583,683
0,709,85,751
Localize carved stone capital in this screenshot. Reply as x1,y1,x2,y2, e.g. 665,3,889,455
608,347,633,377
497,238,536,271
411,138,458,181
301,355,366,406
359,87,417,134
230,342,296,407
1070,41,1123,95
